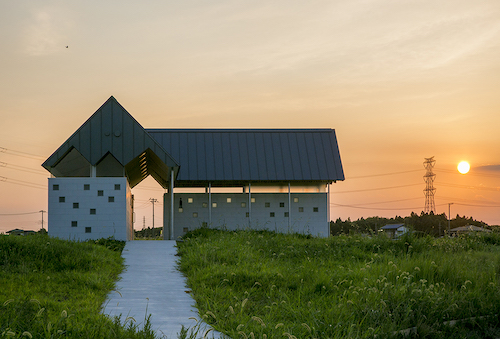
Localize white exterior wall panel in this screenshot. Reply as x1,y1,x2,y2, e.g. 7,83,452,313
48,177,132,241
164,192,328,239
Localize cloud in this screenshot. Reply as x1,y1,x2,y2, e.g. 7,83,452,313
473,165,500,173
23,8,72,56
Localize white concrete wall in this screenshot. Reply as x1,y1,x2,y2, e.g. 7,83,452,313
164,192,328,239
48,177,132,241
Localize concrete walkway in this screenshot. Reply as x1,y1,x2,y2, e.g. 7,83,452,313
102,241,222,339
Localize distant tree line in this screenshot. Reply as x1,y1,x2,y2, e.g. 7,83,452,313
134,227,162,239
330,212,491,237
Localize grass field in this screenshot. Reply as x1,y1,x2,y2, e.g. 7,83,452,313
177,229,500,338
0,234,157,339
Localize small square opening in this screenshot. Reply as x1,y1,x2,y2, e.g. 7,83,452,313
73,202,79,209
188,197,193,203
226,197,232,203
279,202,285,208
53,184,59,191
270,212,275,217
284,212,289,217
114,184,121,190
59,197,65,203
251,198,256,203
97,190,104,196
85,227,91,233
212,202,217,208
193,212,198,218
71,221,77,227
202,202,208,208
84,184,90,191
108,196,114,203
241,202,246,208
313,207,319,212
90,208,96,215
293,197,299,203
299,207,304,212
265,202,270,208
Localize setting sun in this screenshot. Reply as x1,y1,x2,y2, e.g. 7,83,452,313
457,161,470,174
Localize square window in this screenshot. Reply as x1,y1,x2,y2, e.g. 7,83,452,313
84,184,90,190
183,227,189,233
251,198,256,203
108,196,114,203
85,227,91,233
313,207,319,212
246,212,249,217
71,221,77,227
97,190,104,196
226,197,232,203
188,197,193,203
279,202,285,208
270,212,275,217
212,202,217,208
90,208,96,215
179,208,183,213
59,197,65,203
202,222,207,227
284,212,289,217
114,184,120,190
73,202,79,209
293,197,299,203
193,212,198,218
299,207,304,212
53,184,59,190
202,202,208,208
265,202,270,208
241,202,246,208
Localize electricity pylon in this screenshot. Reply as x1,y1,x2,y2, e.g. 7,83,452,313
423,157,436,214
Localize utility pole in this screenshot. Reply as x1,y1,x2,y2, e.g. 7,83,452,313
448,202,454,235
39,210,46,230
150,198,158,229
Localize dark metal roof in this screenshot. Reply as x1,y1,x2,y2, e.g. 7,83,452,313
42,97,179,188
146,129,344,185
381,224,406,230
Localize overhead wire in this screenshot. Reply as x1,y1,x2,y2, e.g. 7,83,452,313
0,176,46,190
0,147,45,160
347,169,422,179
331,183,422,194
0,211,40,216
0,161,47,175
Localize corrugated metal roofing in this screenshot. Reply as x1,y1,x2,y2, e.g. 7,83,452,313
42,97,179,188
146,129,344,185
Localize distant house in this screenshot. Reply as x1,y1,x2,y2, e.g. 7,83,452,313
449,225,491,236
6,229,35,236
381,223,408,239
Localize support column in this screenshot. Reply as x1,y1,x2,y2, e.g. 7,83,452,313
248,183,252,227
288,182,291,230
327,183,331,236
91,165,96,177
170,169,174,240
208,182,212,226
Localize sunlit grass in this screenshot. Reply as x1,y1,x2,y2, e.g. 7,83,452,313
177,229,500,338
0,234,157,338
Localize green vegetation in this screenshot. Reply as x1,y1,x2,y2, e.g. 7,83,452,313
330,212,490,236
178,229,500,338
0,234,157,338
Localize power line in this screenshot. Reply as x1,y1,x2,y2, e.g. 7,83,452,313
330,202,449,211
0,161,47,175
0,176,46,190
332,183,422,194
347,169,422,179
436,182,500,192
330,197,422,207
0,147,45,160
0,211,40,216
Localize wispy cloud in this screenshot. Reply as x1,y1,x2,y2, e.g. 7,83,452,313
23,7,72,56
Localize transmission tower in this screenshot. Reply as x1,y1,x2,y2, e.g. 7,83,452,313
423,157,436,213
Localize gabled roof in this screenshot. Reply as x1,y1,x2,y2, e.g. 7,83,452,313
449,225,491,233
381,223,406,230
42,96,179,188
146,128,344,186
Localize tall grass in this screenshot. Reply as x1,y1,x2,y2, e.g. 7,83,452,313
0,234,157,338
177,229,500,338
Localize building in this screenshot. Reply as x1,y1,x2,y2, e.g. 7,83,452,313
42,96,344,241
449,225,491,236
381,223,409,239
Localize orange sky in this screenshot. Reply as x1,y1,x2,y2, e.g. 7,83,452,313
1,0,500,233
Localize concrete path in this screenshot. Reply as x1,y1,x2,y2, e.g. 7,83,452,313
102,241,222,339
